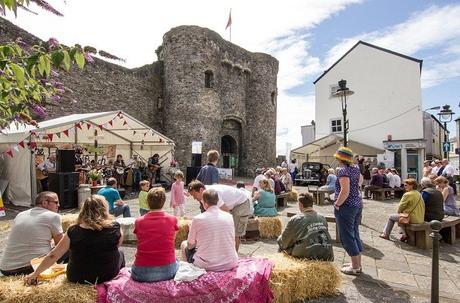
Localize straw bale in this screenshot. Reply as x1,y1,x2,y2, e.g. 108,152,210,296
285,189,298,202
267,253,341,303
257,216,283,238
61,214,79,232
0,221,11,232
0,275,96,303
175,218,192,248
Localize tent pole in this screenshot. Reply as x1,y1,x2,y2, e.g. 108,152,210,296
29,135,37,206
130,142,133,158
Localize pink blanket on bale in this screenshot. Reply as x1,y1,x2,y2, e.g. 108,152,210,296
96,258,274,303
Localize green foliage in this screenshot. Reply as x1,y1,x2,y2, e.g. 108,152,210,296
0,40,87,129
88,169,102,181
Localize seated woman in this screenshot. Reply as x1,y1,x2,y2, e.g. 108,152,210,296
319,168,336,191
132,187,179,282
379,178,425,242
434,176,460,216
25,195,125,285
278,193,333,261
252,179,278,217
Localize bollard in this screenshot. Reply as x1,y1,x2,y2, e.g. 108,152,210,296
430,220,442,303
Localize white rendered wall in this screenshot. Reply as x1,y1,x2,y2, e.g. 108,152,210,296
315,44,423,149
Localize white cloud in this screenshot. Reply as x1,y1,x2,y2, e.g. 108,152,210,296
4,0,362,155
323,4,460,88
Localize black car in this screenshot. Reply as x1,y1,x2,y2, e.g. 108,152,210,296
295,162,331,186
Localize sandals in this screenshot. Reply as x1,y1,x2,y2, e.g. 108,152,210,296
379,233,390,240
399,235,408,242
341,265,361,276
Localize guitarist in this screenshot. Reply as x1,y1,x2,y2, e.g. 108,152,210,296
148,153,161,184
37,153,56,191
114,154,126,189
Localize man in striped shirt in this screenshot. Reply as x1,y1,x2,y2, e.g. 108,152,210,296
180,189,238,271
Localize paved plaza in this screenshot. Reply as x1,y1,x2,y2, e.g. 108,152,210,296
1,184,459,302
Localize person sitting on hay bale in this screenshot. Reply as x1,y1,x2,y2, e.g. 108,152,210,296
132,187,179,282
24,195,125,285
188,181,251,252
252,179,278,217
277,193,334,261
180,188,238,271
0,191,66,276
98,177,131,218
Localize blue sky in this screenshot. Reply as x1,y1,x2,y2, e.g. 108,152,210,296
4,0,460,155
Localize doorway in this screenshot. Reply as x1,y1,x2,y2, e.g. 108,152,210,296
221,135,237,169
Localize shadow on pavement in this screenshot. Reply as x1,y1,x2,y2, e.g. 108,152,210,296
353,273,413,303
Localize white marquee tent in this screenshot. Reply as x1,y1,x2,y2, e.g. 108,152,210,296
0,111,175,207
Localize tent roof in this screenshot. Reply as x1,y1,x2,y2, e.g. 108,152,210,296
0,111,174,146
291,134,384,156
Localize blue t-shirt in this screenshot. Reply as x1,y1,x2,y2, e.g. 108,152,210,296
97,187,121,211
326,174,337,190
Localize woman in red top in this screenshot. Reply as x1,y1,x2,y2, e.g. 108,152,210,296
132,187,179,282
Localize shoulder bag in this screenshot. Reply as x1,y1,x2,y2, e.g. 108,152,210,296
398,196,422,225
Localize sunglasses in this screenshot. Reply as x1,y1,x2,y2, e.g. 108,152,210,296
47,199,60,204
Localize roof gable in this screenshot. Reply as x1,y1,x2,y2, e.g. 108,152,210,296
313,41,423,84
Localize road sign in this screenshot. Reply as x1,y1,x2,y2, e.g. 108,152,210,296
443,142,451,153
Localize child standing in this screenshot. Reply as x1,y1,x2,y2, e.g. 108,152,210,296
139,180,150,216
170,170,188,217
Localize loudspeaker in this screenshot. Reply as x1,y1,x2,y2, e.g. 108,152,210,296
56,149,76,173
48,172,79,209
186,166,202,186
191,153,202,167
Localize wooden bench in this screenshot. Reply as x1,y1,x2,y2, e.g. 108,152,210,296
369,187,404,201
276,193,288,209
311,188,335,205
405,216,460,249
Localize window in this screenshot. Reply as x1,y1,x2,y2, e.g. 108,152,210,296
330,118,342,133
271,91,276,105
205,70,214,88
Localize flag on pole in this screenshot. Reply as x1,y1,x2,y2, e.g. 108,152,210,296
225,9,232,30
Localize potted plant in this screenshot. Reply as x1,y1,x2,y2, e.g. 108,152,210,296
88,169,102,186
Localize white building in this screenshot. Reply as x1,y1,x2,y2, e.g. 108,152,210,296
301,124,315,146
313,41,426,180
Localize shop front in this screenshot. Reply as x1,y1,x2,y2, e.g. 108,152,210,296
383,140,425,180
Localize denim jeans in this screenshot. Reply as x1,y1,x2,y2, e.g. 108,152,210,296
334,205,363,257
383,214,403,237
110,204,131,217
133,169,142,191
131,261,178,282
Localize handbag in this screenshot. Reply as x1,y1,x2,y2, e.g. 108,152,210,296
398,196,422,225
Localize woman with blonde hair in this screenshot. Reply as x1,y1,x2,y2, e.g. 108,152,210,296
252,179,278,217
434,176,460,216
25,195,125,285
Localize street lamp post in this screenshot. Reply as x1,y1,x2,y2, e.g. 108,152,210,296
333,79,354,147
437,105,454,159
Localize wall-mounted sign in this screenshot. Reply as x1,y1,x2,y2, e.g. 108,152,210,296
384,143,402,150
192,141,202,154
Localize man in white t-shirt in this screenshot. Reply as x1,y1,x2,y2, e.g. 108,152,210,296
180,189,238,271
0,191,63,276
188,181,251,251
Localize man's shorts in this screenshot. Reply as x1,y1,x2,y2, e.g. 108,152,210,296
231,199,251,237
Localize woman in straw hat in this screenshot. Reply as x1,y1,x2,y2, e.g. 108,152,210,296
333,147,363,275
25,195,125,285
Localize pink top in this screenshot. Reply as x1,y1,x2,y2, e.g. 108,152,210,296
133,211,178,267
188,206,238,271
170,181,186,207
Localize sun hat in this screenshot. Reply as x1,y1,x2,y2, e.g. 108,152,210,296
334,146,354,164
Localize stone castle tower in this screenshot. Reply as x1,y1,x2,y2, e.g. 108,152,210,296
0,19,278,176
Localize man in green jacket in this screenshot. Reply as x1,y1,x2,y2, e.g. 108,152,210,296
277,193,334,261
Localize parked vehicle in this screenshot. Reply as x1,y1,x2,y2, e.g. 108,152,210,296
295,162,331,186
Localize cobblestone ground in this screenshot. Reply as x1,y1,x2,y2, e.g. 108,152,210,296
1,183,459,303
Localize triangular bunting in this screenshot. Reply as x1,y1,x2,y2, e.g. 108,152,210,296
18,141,25,148
55,132,61,139
143,132,147,137
75,123,82,130
13,145,19,152
69,128,75,134
87,123,92,130
6,149,13,158
98,125,103,130
47,134,54,141
63,129,69,137
133,131,136,135
29,141,37,149
38,133,44,140
123,120,128,126
159,138,163,143
108,120,113,127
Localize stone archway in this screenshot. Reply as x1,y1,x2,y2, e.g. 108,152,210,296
221,135,237,169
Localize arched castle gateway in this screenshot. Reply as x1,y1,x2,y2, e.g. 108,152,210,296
0,20,279,176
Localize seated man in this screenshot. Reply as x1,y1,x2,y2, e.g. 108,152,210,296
420,177,444,222
0,191,64,276
98,177,131,217
180,189,238,271
188,181,251,252
364,167,383,199
277,193,334,261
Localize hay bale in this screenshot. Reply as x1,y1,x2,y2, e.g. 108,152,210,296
257,216,283,238
61,214,79,232
0,275,96,303
267,253,341,303
0,222,11,232
175,218,192,248
285,189,298,202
